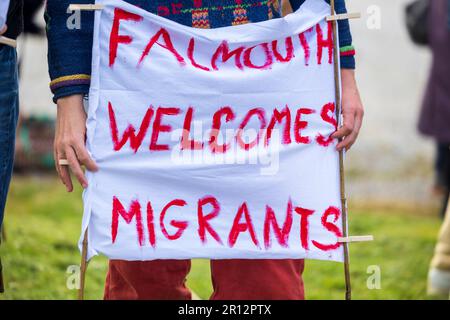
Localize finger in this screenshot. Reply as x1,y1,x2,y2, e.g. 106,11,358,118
332,110,355,140
336,131,357,151
354,108,364,133
53,147,61,177
54,144,70,190
66,147,88,188
54,150,66,188
73,142,98,172
54,124,62,178
58,151,74,192
337,111,363,151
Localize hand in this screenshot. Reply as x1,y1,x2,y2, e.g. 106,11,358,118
332,69,364,151
54,94,98,192
0,24,7,35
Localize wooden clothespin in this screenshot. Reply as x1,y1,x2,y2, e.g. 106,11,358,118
338,235,374,243
68,4,104,11
326,12,361,22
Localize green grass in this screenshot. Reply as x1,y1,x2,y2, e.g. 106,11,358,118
0,176,441,300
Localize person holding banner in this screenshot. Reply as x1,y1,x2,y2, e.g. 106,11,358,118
0,0,22,231
421,0,450,298
45,0,364,300
0,0,23,293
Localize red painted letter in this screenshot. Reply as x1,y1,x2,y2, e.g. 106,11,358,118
146,202,156,247
272,37,295,63
181,107,204,150
243,42,273,69
312,206,342,251
265,106,292,146
139,28,186,66
160,199,188,240
316,102,337,147
263,199,293,249
295,206,315,250
150,107,181,151
198,196,222,244
298,27,313,66
108,102,154,153
209,106,235,153
228,202,259,248
236,108,266,150
109,8,143,67
316,22,333,65
188,38,210,71
211,41,245,70
294,108,314,144
111,197,144,246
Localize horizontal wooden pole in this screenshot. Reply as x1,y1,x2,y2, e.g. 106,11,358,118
0,36,17,48
69,4,361,21
338,235,374,243
326,12,361,21
68,4,104,11
69,5,360,21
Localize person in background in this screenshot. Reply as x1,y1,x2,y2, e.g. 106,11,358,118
420,0,450,298
0,0,23,293
419,0,450,219
45,0,364,300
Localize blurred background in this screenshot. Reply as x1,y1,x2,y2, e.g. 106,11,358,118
0,0,446,299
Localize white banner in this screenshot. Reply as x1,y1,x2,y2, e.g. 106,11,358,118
0,0,9,29
82,0,344,262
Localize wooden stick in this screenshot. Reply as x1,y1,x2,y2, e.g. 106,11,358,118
1,224,6,242
330,0,352,301
0,36,17,48
0,256,4,293
78,229,89,300
0,224,4,293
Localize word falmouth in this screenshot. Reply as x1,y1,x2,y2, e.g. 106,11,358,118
109,8,335,70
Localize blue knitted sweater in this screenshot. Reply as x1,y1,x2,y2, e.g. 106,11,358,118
45,0,355,102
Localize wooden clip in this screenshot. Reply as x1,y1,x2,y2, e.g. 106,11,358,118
0,36,17,48
326,12,361,22
68,4,104,11
338,235,374,243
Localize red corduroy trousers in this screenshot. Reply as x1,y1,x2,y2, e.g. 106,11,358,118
104,259,305,300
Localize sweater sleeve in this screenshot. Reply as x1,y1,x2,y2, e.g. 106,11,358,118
334,0,355,69
45,0,95,103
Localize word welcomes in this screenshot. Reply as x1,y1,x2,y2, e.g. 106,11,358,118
108,102,338,154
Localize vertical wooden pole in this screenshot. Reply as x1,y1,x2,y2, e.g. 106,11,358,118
0,256,4,293
0,225,4,293
330,0,352,300
78,229,89,300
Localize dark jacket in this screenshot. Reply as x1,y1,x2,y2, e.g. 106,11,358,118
419,0,450,142
45,0,355,103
